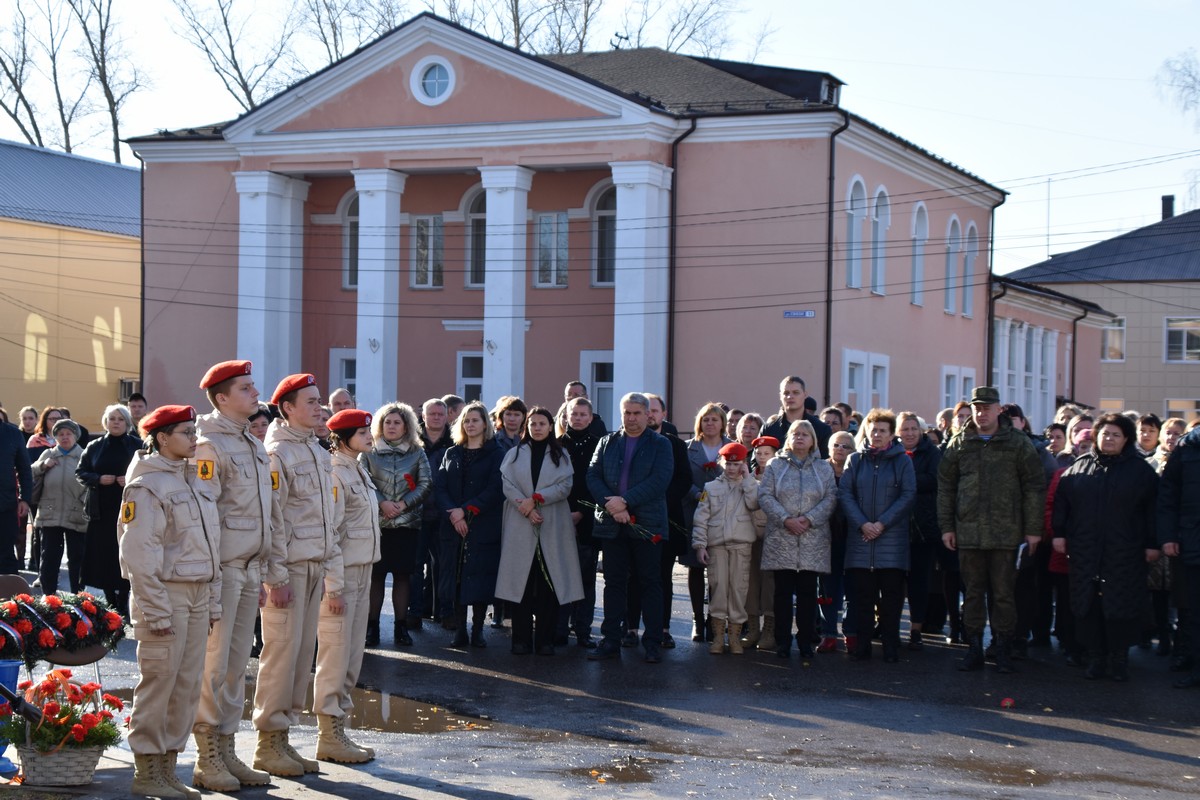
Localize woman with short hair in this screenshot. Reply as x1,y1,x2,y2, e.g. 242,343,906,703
30,418,88,594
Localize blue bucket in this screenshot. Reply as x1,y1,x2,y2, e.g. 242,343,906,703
0,659,22,773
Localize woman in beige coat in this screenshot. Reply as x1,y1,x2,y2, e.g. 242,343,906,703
496,407,583,655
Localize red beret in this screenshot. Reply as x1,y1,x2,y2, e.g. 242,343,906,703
719,442,749,462
199,360,252,389
327,409,372,432
140,405,196,434
750,436,781,450
271,374,318,405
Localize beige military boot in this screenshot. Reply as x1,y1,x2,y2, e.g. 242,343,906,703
759,615,777,651
278,728,320,773
192,728,241,792
336,715,374,759
253,729,305,777
162,752,202,800
218,732,270,786
729,623,745,655
132,752,189,799
316,714,372,763
709,618,727,654
740,616,761,648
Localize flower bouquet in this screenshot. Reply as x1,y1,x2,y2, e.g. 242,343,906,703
0,668,123,785
0,593,125,669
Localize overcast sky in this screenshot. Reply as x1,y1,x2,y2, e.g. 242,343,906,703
5,0,1199,274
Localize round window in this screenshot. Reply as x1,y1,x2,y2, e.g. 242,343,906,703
421,64,450,99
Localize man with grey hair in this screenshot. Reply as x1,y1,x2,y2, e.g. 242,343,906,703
586,392,673,663
328,388,355,413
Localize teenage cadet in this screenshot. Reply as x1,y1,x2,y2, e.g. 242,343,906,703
120,405,221,799
190,360,274,791
313,409,381,763
252,374,344,776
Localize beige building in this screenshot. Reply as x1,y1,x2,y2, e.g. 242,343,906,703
0,141,141,430
1007,202,1200,422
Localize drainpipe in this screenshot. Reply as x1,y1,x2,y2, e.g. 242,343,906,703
1069,308,1089,403
665,116,698,409
986,279,1008,383
133,150,146,394
822,109,851,406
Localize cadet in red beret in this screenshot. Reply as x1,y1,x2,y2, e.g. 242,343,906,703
190,362,274,791
253,373,342,777
691,435,761,655
118,404,221,798
311,408,379,763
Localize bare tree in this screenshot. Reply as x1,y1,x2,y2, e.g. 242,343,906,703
532,0,603,54
615,0,660,49
1160,48,1200,126
170,0,298,113
0,5,45,146
661,0,737,56
423,0,490,30
299,0,408,64
39,0,92,152
66,0,142,162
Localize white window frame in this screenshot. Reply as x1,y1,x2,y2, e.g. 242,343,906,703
962,225,978,317
533,211,569,288
466,192,486,289
591,186,617,287
911,204,928,306
328,347,357,401
940,365,977,410
456,351,483,403
870,187,890,295
410,55,456,107
1164,317,1200,363
843,348,890,410
944,218,961,314
342,194,359,290
410,215,444,289
846,178,867,289
1102,316,1126,362
579,350,616,425
1166,398,1200,420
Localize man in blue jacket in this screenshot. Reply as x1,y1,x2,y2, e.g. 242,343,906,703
586,392,673,663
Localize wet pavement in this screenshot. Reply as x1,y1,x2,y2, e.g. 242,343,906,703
4,566,1198,799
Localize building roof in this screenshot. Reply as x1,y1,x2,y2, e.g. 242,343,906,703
994,274,1112,317
0,139,140,237
1006,208,1200,284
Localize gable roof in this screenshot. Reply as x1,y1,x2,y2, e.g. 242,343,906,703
0,139,140,237
1007,208,1200,284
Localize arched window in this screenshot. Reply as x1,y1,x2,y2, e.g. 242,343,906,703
911,204,928,306
466,192,486,288
846,179,866,288
593,186,617,286
962,225,979,317
24,314,48,382
870,188,890,294
343,194,359,289
944,218,962,314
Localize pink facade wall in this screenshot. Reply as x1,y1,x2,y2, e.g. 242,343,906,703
994,297,1104,408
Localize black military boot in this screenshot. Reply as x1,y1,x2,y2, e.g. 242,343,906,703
958,634,985,671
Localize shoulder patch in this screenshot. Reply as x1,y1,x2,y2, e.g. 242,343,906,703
197,460,215,480
121,501,136,523
271,471,280,491
332,486,338,502
698,490,707,502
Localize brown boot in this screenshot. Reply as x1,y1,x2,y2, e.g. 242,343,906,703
729,622,744,654
192,728,240,792
740,616,761,648
709,618,727,654
759,616,777,651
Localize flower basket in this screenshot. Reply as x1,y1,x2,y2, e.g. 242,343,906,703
16,744,103,786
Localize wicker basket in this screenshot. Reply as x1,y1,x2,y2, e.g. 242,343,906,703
16,745,103,786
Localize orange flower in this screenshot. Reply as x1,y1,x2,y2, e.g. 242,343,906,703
44,595,63,609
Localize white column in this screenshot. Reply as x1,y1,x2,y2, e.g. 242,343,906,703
1030,326,1045,426
1045,329,1060,413
234,172,309,392
609,161,673,407
992,316,1010,389
352,169,406,413
478,165,534,405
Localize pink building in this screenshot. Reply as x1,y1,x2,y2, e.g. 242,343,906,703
130,13,1007,423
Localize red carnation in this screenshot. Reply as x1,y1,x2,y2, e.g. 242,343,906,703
1,601,17,616
44,595,63,609
76,621,90,638
80,712,100,731
81,682,101,695
532,493,545,506
14,594,32,604
81,601,97,615
37,629,57,648
404,473,416,491
71,723,86,742
466,505,481,516
16,680,31,691
38,680,56,697
66,685,84,704
54,612,72,631
15,619,32,635
0,702,10,717
42,701,60,717
651,534,663,544
629,515,637,524
98,710,113,720
102,694,124,711
104,612,122,631
702,461,718,470
57,669,72,679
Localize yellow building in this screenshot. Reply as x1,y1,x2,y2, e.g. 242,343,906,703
0,140,140,432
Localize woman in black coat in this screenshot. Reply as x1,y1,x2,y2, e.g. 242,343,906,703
434,401,505,648
75,404,142,617
897,412,941,651
1052,413,1160,682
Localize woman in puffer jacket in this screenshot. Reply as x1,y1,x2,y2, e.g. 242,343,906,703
359,403,432,647
758,420,838,659
839,408,916,663
30,418,88,594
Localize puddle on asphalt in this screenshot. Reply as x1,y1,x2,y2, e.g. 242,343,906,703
567,755,669,784
112,679,491,735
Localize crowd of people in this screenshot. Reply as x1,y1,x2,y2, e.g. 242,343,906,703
2,369,1199,798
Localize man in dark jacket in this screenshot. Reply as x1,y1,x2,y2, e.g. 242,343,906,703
557,397,602,646
761,376,833,459
938,387,1045,674
586,392,673,663
1159,425,1200,689
1,420,32,573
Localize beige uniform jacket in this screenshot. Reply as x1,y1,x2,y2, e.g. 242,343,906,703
263,420,343,593
330,450,382,569
118,451,222,630
195,410,274,568
692,474,761,550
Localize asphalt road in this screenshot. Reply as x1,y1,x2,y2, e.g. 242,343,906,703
9,568,1199,800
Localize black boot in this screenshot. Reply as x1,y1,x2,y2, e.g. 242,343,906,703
451,606,469,648
1085,650,1106,680
994,637,1017,674
1109,650,1129,682
394,623,413,647
470,605,487,647
365,620,380,648
958,634,984,671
